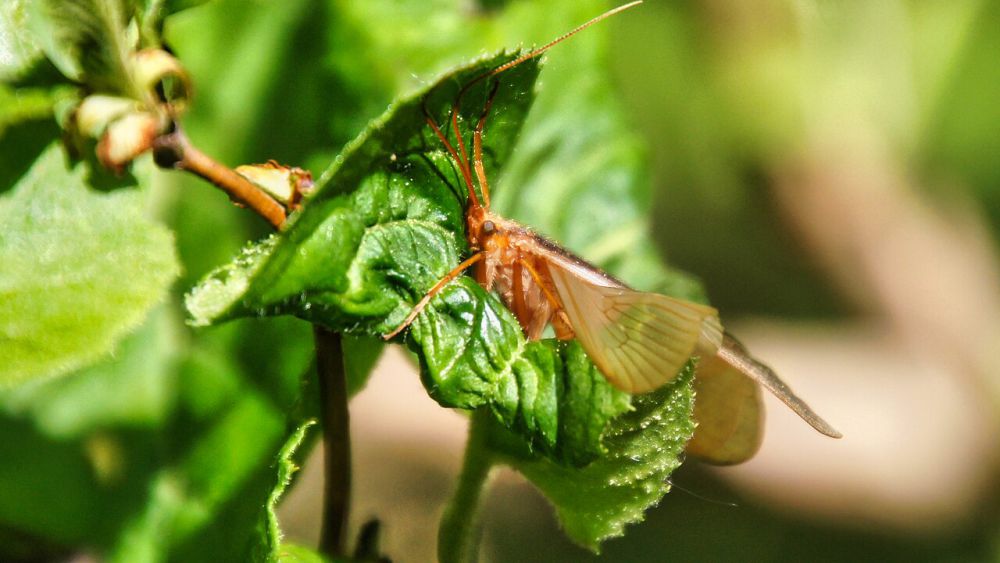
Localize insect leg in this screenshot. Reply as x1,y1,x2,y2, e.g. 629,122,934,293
518,258,563,313
383,252,485,340
517,258,574,340
512,256,528,324
552,311,575,340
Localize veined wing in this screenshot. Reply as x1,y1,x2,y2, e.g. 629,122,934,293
544,252,724,394
686,353,764,464
718,333,842,438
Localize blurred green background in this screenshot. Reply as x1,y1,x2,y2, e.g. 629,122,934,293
2,0,999,561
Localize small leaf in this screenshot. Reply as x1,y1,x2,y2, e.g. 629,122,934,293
488,363,697,552
257,420,315,563
0,306,176,437
0,143,180,386
0,0,44,81
27,0,135,93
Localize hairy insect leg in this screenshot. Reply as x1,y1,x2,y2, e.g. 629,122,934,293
383,252,485,340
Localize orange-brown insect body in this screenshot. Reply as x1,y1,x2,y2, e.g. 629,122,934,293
467,207,575,341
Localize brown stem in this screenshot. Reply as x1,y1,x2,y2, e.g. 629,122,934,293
152,127,287,228
153,125,352,555
313,326,351,556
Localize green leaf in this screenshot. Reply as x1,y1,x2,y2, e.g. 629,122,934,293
27,0,135,93
488,363,697,552
258,420,315,563
0,303,314,560
0,143,179,386
187,52,631,464
0,311,182,552
0,84,70,138
344,334,385,396
0,306,176,437
0,0,44,81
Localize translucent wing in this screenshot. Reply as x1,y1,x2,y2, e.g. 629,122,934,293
546,255,723,394
686,353,764,465
718,333,842,438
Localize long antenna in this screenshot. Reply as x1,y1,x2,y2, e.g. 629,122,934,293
450,0,642,145
433,1,643,209
489,1,643,77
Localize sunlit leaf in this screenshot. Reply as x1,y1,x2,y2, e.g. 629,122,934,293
487,363,696,552
0,306,176,436
0,0,44,81
0,144,179,386
27,0,134,93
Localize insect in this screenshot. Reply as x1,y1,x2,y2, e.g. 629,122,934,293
384,2,841,461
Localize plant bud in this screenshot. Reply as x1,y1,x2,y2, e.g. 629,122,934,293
235,161,314,209
131,49,192,114
97,111,165,173
74,95,142,139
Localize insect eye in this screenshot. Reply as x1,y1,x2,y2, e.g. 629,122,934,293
482,220,496,235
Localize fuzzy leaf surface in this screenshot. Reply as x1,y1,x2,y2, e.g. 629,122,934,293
0,0,44,81
489,363,696,552
0,144,179,386
27,0,135,93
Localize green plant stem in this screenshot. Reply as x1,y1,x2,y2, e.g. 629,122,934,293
314,326,351,557
439,409,495,563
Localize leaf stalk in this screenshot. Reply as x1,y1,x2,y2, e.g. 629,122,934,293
313,326,352,557
152,127,287,229
439,409,495,563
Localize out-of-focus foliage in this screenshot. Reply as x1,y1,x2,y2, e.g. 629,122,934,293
0,0,43,80
0,145,178,386
616,0,1000,316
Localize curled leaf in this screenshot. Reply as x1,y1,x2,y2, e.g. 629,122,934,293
130,48,192,112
